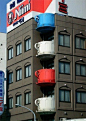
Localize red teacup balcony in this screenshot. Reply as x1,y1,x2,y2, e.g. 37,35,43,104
35,69,55,86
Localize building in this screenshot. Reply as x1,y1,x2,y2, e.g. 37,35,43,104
0,33,6,120
6,0,86,121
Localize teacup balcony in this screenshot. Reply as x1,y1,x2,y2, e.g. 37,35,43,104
35,97,55,114
35,69,55,87
34,41,54,60
35,13,55,33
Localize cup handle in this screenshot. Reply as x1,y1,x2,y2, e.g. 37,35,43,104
35,71,39,78
35,15,39,23
34,43,39,50
35,99,39,106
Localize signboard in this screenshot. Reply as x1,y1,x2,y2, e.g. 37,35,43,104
0,71,4,116
7,0,86,33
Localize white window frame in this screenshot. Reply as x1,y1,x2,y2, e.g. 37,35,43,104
16,95,22,106
25,65,31,78
25,92,31,105
16,68,22,81
9,72,13,84
16,43,22,56
9,97,13,109
25,38,31,52
8,47,13,60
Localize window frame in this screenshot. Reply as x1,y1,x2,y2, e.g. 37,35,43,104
16,43,22,56
9,97,13,109
59,89,71,102
8,47,13,60
16,68,22,81
16,94,22,107
59,34,70,47
59,61,70,74
25,91,31,105
76,63,86,76
25,38,31,52
76,91,86,104
25,64,31,78
75,36,86,50
8,72,13,84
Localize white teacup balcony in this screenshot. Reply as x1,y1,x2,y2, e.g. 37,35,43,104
34,41,54,60
35,97,55,114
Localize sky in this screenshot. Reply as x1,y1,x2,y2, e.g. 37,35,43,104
0,0,10,33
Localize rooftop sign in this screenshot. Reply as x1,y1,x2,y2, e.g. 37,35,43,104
7,0,86,33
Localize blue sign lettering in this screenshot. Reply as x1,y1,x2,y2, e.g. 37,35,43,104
17,0,24,4
13,17,24,26
10,1,15,9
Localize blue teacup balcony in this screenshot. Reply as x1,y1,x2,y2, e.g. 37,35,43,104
35,13,55,33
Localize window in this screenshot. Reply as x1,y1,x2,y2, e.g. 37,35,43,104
59,89,70,102
59,62,70,74
76,64,86,76
75,37,86,49
8,47,13,59
25,65,31,78
76,91,86,103
16,43,22,56
59,34,70,47
9,97,13,109
25,92,31,105
8,72,13,84
25,38,31,51
16,95,22,106
16,69,22,81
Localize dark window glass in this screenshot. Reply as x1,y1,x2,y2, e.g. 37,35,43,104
16,43,22,55
75,37,86,49
16,69,22,81
8,47,13,59
25,92,31,105
9,72,13,84
25,65,31,78
59,34,70,47
76,64,86,76
76,91,86,103
59,89,70,102
25,38,31,51
59,62,70,74
9,97,13,109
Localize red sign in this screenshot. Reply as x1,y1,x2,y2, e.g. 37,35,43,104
59,0,68,14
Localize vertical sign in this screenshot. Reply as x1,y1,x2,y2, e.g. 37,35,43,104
59,0,68,14
0,71,4,116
